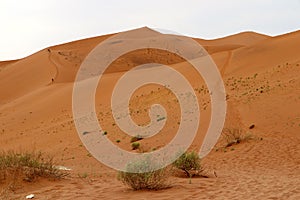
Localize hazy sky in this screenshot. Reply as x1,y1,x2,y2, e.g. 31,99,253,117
1,0,299,61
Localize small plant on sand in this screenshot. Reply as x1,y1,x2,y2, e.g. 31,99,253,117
173,151,202,178
131,142,140,150
0,151,68,191
222,128,253,147
118,156,170,190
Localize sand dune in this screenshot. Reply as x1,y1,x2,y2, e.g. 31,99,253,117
197,31,270,46
227,30,300,75
196,31,270,54
0,27,299,199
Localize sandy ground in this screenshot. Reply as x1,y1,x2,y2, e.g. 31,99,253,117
0,27,299,199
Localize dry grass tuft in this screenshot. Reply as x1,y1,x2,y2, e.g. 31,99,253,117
222,128,253,148
0,151,69,194
118,156,171,190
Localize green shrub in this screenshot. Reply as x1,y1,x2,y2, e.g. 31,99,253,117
118,156,170,190
131,142,140,150
173,151,202,177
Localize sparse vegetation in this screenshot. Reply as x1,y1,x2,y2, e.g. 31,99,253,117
131,142,140,150
222,128,253,148
86,153,92,157
0,151,68,191
118,156,170,190
173,151,202,178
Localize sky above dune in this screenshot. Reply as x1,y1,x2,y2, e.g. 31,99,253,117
0,0,299,60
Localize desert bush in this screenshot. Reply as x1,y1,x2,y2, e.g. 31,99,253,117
118,156,170,190
173,151,202,177
222,128,253,147
131,142,140,150
0,151,68,185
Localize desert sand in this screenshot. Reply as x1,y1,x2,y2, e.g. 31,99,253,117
0,27,299,199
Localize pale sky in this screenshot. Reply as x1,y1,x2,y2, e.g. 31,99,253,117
1,0,299,61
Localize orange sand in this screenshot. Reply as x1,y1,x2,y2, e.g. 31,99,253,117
0,27,299,199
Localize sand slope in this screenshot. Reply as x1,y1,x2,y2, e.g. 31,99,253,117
0,28,299,199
